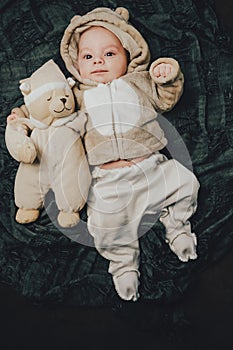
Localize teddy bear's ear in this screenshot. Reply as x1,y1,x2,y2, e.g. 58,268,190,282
67,77,76,88
19,82,31,95
115,7,129,22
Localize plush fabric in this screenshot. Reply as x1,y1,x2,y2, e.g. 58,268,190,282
5,59,91,228
0,0,232,306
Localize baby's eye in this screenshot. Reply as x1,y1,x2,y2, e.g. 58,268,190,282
84,54,92,59
105,52,114,57
47,96,52,101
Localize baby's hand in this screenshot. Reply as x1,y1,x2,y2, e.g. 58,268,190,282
7,106,28,124
153,63,173,79
7,112,19,123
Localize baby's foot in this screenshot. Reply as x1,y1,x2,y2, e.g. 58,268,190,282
169,232,197,262
113,271,140,301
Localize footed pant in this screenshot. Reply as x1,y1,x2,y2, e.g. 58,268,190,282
87,153,200,278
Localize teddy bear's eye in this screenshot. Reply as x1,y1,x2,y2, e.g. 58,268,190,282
47,96,52,101
65,94,69,98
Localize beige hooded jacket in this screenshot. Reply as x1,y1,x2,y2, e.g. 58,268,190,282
60,7,184,166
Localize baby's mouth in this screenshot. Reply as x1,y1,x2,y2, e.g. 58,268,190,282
91,70,108,74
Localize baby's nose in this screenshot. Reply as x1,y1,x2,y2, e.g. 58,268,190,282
94,56,104,64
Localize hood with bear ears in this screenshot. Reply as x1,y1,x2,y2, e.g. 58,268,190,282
60,7,151,86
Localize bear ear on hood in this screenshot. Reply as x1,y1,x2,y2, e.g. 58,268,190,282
71,15,81,23
19,81,31,95
115,7,129,22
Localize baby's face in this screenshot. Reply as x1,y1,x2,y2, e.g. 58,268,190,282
77,27,128,84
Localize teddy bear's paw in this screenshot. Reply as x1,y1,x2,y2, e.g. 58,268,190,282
57,211,80,228
16,208,40,224
17,142,37,163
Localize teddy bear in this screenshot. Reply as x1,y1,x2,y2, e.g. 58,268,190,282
5,59,91,228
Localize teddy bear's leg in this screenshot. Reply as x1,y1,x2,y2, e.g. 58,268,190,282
14,162,47,224
16,208,40,224
57,211,80,228
52,132,91,228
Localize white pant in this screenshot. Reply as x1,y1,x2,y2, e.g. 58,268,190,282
87,153,200,277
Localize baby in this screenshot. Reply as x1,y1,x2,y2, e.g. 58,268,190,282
61,7,200,301
7,7,200,302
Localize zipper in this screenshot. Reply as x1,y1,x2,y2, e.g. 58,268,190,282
107,82,121,159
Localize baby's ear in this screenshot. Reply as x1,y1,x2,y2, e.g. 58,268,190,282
115,7,129,22
19,81,31,95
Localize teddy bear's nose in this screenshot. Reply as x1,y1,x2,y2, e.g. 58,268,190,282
60,98,67,104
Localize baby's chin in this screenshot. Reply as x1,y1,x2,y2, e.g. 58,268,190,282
89,72,118,84
91,75,111,84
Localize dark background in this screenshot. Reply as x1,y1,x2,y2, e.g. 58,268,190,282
1,247,233,350
0,0,233,349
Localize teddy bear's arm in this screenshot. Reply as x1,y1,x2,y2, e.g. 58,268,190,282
149,57,184,113
5,117,37,163
65,111,87,137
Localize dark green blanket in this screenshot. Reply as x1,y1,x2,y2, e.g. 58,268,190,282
0,0,232,306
